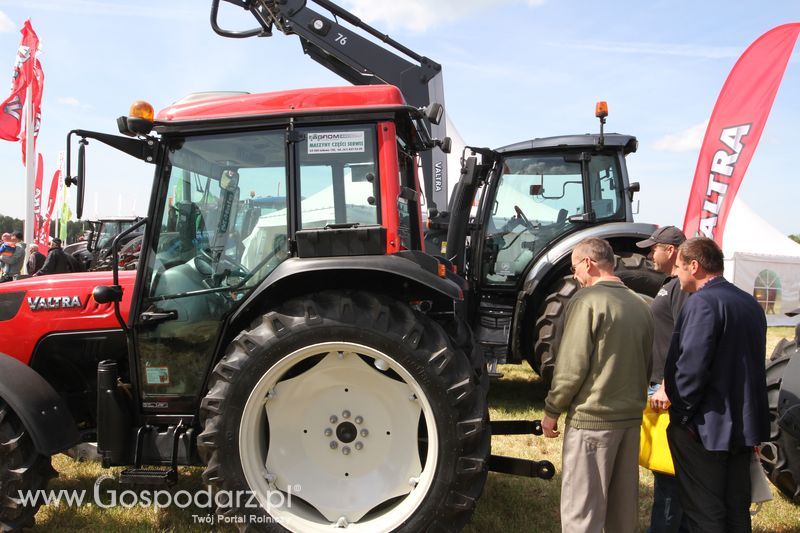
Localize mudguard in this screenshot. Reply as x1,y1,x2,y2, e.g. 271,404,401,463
231,254,463,325
778,345,800,441
0,354,81,455
518,221,658,296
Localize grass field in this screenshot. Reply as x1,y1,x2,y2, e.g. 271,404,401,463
32,327,800,532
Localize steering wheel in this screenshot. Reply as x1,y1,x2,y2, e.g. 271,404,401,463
514,205,538,231
195,248,249,284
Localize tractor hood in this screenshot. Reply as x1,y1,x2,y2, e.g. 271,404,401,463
0,271,136,366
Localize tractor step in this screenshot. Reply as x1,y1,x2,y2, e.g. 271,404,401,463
119,467,177,486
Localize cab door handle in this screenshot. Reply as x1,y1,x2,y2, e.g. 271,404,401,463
139,310,178,325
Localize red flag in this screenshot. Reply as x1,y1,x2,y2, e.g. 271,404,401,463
38,167,61,249
32,152,43,239
0,20,39,142
683,23,800,245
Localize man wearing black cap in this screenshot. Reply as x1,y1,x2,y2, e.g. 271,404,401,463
636,225,689,533
32,238,77,276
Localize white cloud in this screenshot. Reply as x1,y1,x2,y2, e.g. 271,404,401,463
58,96,91,109
342,0,545,33
0,11,15,32
547,40,743,60
653,120,709,152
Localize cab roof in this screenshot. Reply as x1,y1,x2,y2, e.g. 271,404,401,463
496,133,638,155
156,85,408,123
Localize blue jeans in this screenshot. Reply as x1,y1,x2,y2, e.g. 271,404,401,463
647,383,688,533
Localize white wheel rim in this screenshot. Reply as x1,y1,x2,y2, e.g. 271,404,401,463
239,342,440,532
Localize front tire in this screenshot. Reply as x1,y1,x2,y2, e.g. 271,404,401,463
760,339,800,503
198,291,489,532
529,252,664,384
0,399,56,532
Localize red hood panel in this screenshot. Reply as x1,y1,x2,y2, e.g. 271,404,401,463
0,271,137,365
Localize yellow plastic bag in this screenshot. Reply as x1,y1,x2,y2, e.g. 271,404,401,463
639,405,675,475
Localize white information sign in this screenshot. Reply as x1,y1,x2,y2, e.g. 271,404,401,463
308,131,365,154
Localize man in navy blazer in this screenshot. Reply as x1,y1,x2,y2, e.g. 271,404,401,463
664,237,769,533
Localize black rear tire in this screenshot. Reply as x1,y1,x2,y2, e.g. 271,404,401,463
760,339,800,503
197,290,489,532
0,399,56,532
528,252,664,384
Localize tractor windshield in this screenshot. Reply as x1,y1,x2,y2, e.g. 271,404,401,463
482,152,623,285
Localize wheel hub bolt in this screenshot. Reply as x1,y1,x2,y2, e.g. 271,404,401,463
355,442,363,451
342,410,351,419
330,415,338,424
324,428,333,437
354,416,363,424
330,441,338,450
361,429,369,437
342,446,351,455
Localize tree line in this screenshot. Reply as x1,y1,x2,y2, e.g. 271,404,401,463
0,214,87,244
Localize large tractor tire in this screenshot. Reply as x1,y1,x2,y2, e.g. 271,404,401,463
197,290,490,532
530,252,664,384
760,339,800,503
0,399,56,532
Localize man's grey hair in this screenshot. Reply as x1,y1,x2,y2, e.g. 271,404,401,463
574,237,615,269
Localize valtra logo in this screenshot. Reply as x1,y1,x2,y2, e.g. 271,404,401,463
27,295,82,311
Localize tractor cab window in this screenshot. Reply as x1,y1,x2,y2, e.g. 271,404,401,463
297,125,379,229
482,153,623,285
138,130,288,401
95,220,138,250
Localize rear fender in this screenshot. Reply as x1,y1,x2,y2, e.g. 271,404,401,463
518,222,657,297
0,354,81,455
228,255,464,335
778,345,800,440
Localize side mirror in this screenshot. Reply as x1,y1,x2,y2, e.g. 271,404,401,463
627,181,640,202
66,137,87,219
93,285,123,304
425,103,444,125
75,140,86,220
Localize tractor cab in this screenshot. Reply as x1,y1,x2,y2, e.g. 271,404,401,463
445,104,658,378
65,85,446,411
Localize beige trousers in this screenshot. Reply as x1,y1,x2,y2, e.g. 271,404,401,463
560,425,640,533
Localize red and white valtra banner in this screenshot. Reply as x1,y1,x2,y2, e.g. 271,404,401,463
683,23,800,245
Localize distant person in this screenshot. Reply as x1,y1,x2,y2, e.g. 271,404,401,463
542,237,653,532
0,231,26,282
636,226,689,533
665,237,769,532
26,243,46,275
32,238,76,276
0,232,16,282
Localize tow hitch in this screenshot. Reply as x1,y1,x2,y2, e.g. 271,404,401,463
488,419,556,479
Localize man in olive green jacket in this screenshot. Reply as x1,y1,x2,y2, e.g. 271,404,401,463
542,237,653,532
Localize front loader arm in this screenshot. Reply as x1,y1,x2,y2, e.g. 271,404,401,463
211,0,448,212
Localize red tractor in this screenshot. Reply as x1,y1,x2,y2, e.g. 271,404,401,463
1,86,510,531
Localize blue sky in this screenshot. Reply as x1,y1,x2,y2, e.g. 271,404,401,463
0,0,798,234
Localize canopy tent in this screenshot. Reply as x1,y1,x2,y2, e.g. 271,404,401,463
722,197,800,325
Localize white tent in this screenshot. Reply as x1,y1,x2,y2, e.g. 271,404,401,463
722,197,800,325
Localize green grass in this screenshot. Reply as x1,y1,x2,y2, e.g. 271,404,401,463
32,327,800,532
